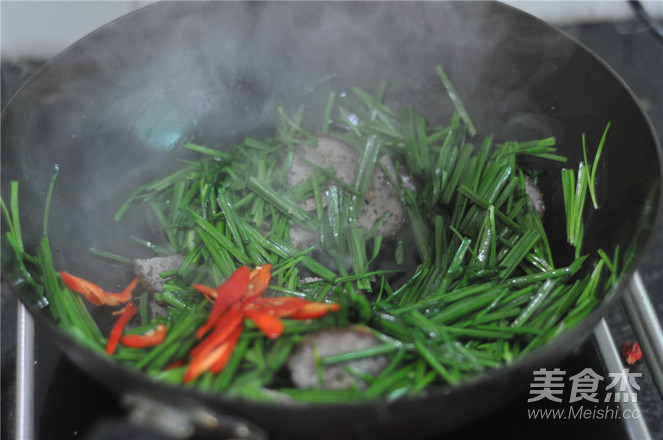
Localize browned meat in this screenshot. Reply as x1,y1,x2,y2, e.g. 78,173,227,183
287,327,390,390
287,136,407,249
133,255,185,293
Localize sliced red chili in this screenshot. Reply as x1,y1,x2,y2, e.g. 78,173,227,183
60,272,138,307
244,309,285,339
218,266,252,303
245,264,272,299
106,301,138,355
184,325,243,383
288,302,340,320
621,341,642,365
190,302,244,358
183,348,219,384
243,296,308,316
209,325,243,374
119,323,167,348
181,265,340,383
115,278,140,303
111,302,136,316
192,283,217,302
60,272,106,306
195,266,251,339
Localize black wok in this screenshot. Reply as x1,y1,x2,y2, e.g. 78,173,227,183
2,2,662,439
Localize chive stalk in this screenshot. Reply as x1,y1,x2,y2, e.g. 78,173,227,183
2,67,619,402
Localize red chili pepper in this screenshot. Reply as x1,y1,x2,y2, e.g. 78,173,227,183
192,283,218,302
621,341,643,365
218,266,252,304
243,296,309,316
209,325,243,374
244,296,339,319
245,264,272,299
110,304,126,317
190,302,244,358
195,266,251,339
106,301,138,355
119,323,167,348
242,296,339,337
183,324,243,384
288,302,340,320
244,309,285,339
184,265,341,383
194,265,271,303
60,272,138,307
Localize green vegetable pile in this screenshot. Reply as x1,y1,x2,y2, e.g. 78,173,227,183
3,66,621,402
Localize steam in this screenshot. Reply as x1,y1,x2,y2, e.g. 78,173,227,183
4,1,579,285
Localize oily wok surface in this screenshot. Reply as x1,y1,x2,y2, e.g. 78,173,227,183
2,2,662,438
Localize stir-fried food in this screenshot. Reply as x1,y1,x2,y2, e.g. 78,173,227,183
60,264,339,382
2,66,620,402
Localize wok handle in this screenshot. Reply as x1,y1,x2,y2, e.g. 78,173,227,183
86,393,267,440
15,302,35,440
85,417,182,440
622,271,663,401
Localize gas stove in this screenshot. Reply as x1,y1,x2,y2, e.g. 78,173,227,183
2,15,662,440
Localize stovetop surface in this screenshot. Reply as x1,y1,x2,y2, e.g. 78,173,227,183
2,20,662,440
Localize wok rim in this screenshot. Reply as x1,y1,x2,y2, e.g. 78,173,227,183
2,0,662,433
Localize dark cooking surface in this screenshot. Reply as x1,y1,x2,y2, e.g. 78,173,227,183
2,19,662,440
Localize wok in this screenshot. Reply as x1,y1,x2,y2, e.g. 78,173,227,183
2,2,662,439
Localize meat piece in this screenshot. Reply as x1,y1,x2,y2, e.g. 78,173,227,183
288,226,319,251
524,175,545,218
355,154,407,235
288,136,359,212
133,255,185,293
287,327,389,390
287,136,406,249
